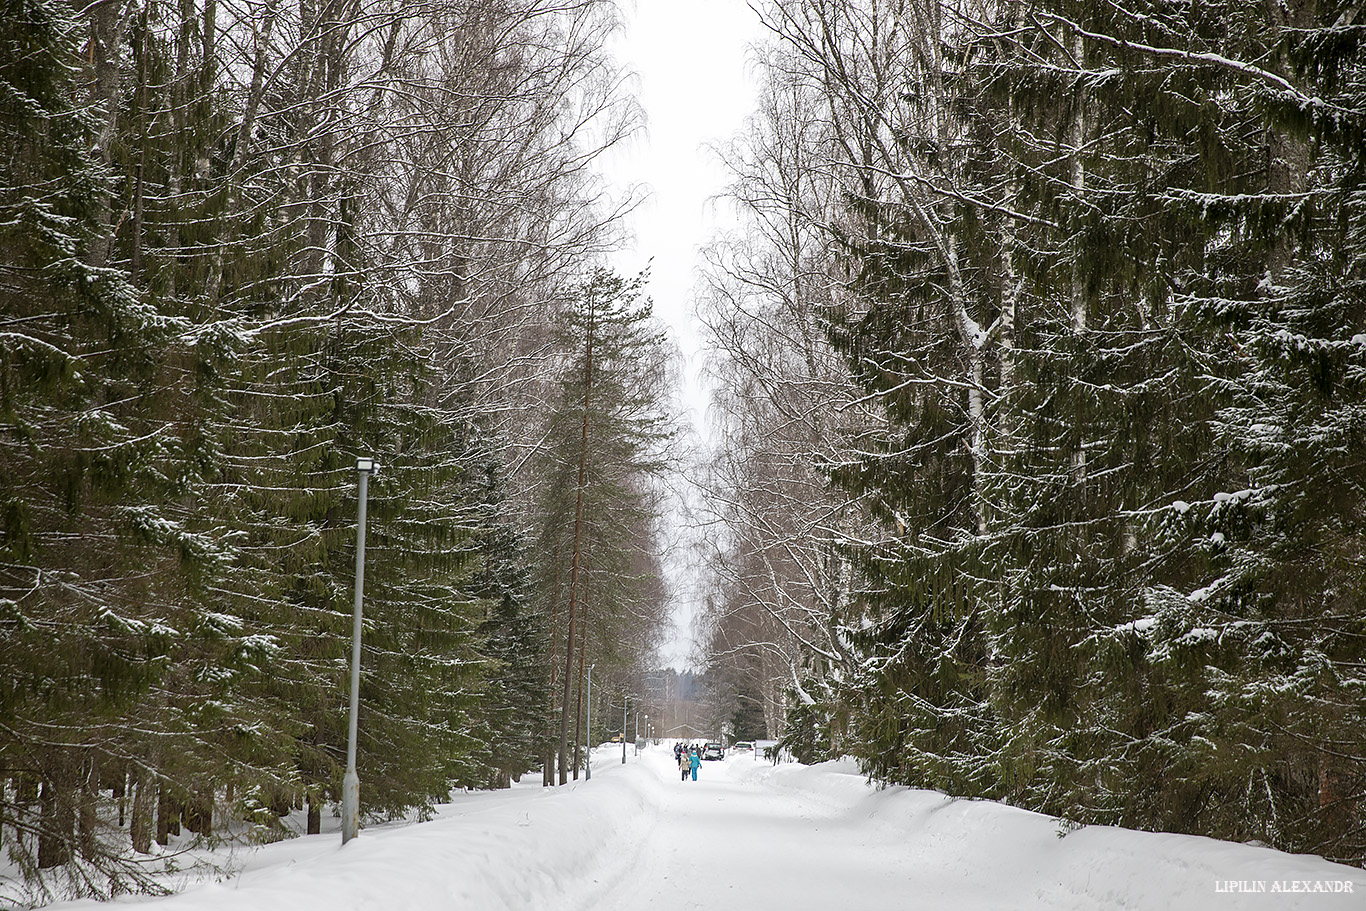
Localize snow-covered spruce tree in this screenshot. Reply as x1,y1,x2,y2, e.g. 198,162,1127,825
5,0,639,895
468,456,549,790
968,0,1366,858
737,0,1012,797
748,0,1366,863
1111,0,1366,860
733,0,1366,860
965,0,1202,833
0,0,232,896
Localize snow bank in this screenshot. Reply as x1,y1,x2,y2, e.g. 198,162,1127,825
47,747,658,911
727,758,1364,909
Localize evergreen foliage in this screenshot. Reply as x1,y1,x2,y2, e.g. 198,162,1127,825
706,0,1366,865
0,0,665,902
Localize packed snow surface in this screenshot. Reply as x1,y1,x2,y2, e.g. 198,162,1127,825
47,746,1363,910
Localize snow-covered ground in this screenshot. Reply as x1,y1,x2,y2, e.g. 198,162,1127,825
42,745,1364,910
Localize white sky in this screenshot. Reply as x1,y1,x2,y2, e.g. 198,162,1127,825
606,0,764,441
604,1,765,670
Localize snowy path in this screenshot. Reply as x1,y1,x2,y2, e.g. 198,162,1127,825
43,745,1364,911
571,749,1365,910
568,748,977,909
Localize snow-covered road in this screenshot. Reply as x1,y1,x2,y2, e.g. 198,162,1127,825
45,745,1364,911
571,748,1364,911
568,747,935,908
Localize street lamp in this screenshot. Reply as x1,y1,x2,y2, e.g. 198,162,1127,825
342,456,378,845
622,697,628,764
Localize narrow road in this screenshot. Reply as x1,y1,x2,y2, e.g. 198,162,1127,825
568,748,972,909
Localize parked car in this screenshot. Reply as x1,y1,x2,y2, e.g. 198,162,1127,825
730,741,754,753
702,742,724,760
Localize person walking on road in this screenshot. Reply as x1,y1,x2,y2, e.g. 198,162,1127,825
680,750,690,782
688,748,701,781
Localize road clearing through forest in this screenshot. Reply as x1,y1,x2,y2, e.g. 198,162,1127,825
44,745,1363,911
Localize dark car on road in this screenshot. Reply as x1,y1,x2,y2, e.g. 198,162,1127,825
702,742,724,760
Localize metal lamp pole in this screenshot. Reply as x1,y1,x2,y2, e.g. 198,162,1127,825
342,456,378,845
585,664,595,781
622,697,628,764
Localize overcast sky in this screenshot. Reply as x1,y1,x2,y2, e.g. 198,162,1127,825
605,0,765,669
607,0,763,442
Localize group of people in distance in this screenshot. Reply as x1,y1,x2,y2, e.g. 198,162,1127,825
674,742,701,781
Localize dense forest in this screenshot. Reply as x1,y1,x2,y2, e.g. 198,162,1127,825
0,0,679,902
6,0,1366,901
698,0,1366,866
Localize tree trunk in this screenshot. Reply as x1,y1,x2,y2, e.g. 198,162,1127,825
112,766,127,828
84,0,130,270
156,781,171,846
78,753,98,858
543,556,563,787
130,770,154,854
558,300,595,783
306,794,321,835
572,613,588,779
183,789,212,837
37,777,70,869
203,0,275,305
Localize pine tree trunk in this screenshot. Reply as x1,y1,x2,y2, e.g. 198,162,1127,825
544,558,563,788
558,302,595,784
78,753,97,858
156,781,171,846
37,777,70,869
572,616,589,779
130,770,154,854
112,766,127,828
306,794,321,835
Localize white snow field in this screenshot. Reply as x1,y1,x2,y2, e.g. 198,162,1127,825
47,745,1364,911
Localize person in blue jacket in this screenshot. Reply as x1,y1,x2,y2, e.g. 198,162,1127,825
688,747,701,781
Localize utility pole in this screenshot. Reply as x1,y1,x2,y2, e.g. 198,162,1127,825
622,697,628,764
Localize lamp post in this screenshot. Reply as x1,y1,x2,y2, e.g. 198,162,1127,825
342,456,378,845
622,697,628,764
585,664,595,781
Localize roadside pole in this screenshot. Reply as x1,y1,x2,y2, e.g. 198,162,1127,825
342,457,377,845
